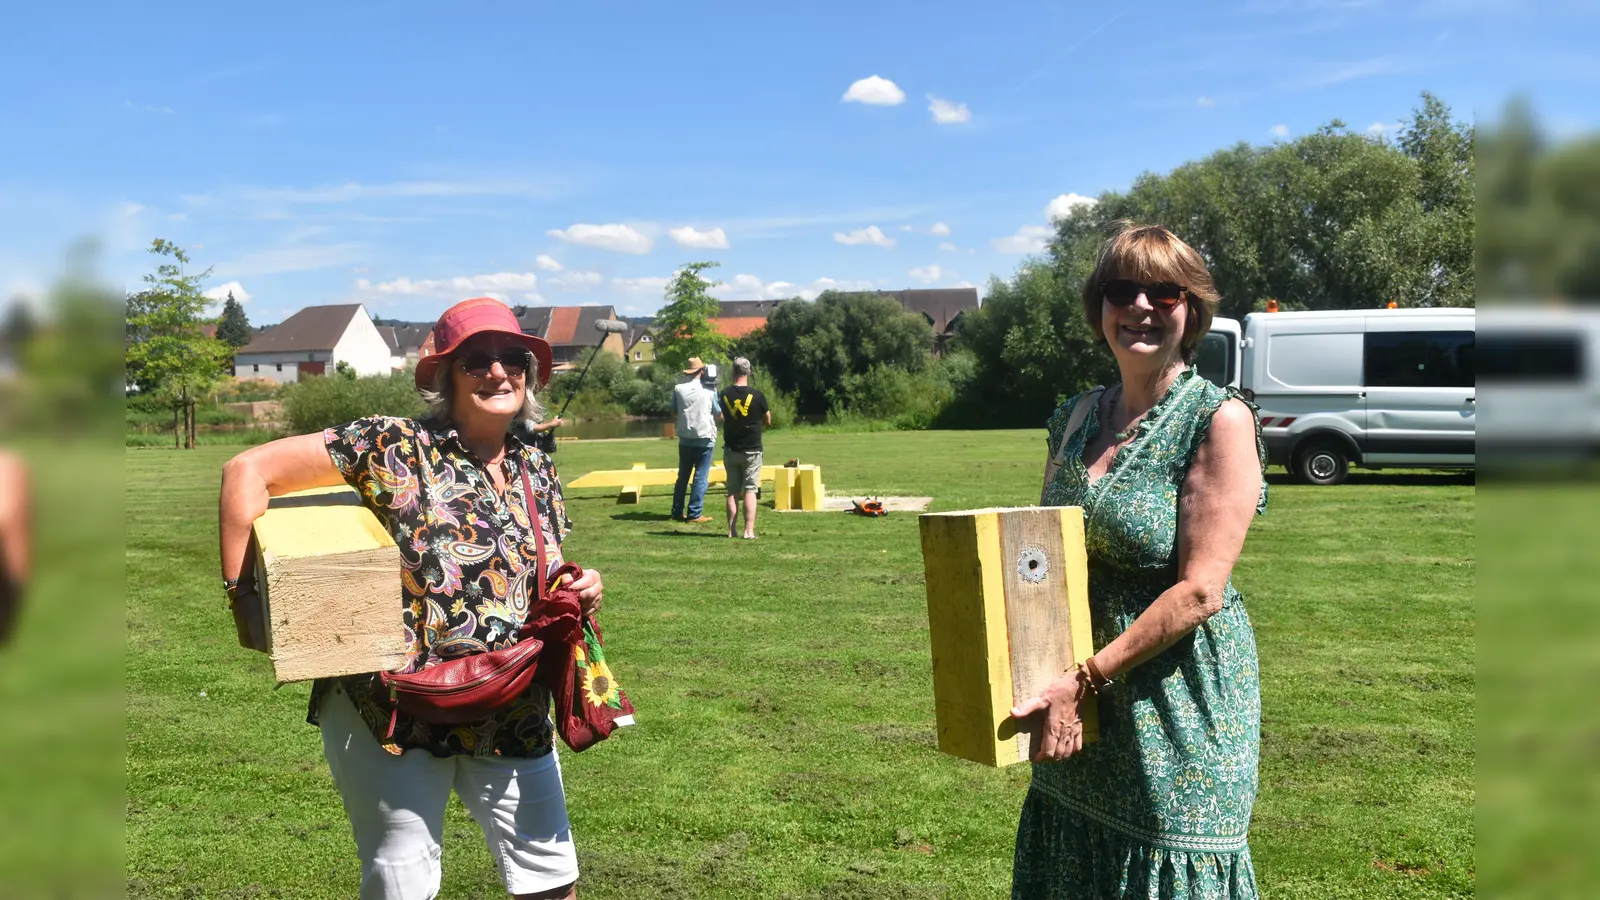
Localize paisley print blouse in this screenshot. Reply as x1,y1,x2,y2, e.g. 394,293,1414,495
307,415,572,758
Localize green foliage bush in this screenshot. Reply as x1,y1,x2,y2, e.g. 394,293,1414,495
749,292,933,415
619,364,675,418
745,367,797,430
281,370,424,435
828,351,976,430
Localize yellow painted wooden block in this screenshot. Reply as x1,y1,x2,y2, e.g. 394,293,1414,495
772,467,796,511
251,486,408,684
796,465,824,511
618,463,646,504
917,506,1097,767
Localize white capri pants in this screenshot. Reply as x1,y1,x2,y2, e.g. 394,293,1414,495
319,687,579,900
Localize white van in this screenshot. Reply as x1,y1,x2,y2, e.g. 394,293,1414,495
1204,308,1475,484
1477,307,1600,463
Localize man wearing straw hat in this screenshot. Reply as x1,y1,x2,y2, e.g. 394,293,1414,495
670,357,721,523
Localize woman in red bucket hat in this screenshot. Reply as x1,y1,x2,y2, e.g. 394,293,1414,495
217,296,605,899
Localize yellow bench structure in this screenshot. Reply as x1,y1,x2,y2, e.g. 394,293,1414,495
567,463,826,511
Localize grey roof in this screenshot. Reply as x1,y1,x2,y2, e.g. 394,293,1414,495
238,304,364,354
375,326,402,355
715,300,783,319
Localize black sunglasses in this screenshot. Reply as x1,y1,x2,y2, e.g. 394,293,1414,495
1101,279,1188,309
457,347,532,378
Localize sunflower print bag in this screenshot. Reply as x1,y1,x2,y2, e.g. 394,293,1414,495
553,615,636,751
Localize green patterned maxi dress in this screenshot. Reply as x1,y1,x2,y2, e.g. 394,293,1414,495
1013,368,1269,900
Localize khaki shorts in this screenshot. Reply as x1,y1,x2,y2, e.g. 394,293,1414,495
724,449,763,495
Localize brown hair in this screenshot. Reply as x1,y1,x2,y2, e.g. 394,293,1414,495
1080,221,1220,364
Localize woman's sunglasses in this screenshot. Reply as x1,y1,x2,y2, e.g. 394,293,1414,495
457,347,532,378
1101,279,1188,309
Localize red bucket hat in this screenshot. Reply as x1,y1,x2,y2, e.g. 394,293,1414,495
414,297,554,389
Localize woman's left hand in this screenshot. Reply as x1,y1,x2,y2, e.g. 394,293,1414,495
567,567,603,617
1010,667,1090,763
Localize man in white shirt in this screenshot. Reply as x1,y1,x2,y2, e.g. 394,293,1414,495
670,358,722,523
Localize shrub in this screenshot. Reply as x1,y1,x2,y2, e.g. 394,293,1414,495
746,367,797,430
281,370,424,435
829,351,975,430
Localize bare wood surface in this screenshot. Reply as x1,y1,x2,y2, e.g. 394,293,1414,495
251,487,407,683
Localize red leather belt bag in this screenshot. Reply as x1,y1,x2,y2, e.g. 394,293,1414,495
379,466,583,735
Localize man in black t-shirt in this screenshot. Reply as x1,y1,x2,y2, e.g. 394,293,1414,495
718,357,770,539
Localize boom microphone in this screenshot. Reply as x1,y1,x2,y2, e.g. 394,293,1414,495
594,318,628,334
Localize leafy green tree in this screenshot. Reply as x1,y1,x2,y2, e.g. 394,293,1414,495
1477,96,1600,301
16,244,125,432
949,262,1116,428
954,93,1476,428
750,291,933,414
123,239,230,447
216,292,252,349
1049,93,1475,314
651,262,731,372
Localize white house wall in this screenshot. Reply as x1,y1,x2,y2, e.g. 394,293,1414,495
333,308,394,377
234,351,318,383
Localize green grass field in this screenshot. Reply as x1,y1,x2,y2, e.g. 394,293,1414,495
125,431,1474,898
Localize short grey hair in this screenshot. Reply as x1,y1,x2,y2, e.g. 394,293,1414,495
732,357,752,376
418,356,544,427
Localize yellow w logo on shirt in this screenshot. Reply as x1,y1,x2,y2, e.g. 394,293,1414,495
728,394,752,417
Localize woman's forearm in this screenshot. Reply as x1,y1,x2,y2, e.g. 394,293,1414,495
1089,578,1226,680
218,456,270,582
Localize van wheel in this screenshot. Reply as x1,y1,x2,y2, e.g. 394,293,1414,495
1295,441,1349,486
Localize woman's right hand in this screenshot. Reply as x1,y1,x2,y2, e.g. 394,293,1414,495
229,576,268,653
1010,667,1091,763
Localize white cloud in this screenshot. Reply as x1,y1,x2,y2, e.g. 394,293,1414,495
549,270,604,291
1366,120,1403,139
992,225,1055,254
927,95,972,124
939,242,959,253
841,75,906,106
952,281,976,289
1197,96,1216,108
1045,193,1097,222
204,281,252,305
668,225,730,249
900,224,915,232
908,265,943,284
545,223,654,254
834,225,896,248
1271,124,1290,138
612,276,670,294
354,271,540,300
535,254,564,272
929,221,952,237
712,274,877,302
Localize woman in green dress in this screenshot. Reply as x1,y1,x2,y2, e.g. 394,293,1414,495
1011,223,1269,899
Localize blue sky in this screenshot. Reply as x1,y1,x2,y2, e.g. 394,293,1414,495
1,0,1592,325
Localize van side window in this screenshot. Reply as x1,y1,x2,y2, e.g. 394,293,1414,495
1477,333,1583,383
1195,331,1235,387
1364,331,1475,388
